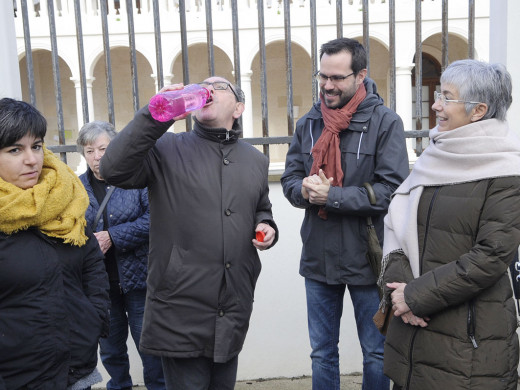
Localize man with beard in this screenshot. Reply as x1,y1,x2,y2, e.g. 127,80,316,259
281,38,409,390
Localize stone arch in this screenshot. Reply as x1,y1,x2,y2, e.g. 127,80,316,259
91,46,155,131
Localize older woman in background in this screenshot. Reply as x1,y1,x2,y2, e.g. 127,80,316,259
77,121,164,390
0,98,110,389
382,59,520,389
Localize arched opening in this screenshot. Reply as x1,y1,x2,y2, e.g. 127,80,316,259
412,52,442,130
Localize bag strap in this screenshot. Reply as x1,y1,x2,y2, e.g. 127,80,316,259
363,182,377,206
93,186,116,229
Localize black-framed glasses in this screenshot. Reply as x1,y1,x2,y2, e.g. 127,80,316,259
433,91,482,106
314,71,355,84
198,81,240,102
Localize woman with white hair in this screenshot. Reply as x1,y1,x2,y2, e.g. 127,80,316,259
77,121,165,390
382,59,520,389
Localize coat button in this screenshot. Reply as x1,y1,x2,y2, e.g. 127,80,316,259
333,201,339,208
225,262,231,269
225,209,231,216
223,158,230,165
219,310,225,317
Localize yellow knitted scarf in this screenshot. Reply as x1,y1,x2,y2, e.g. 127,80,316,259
0,146,89,246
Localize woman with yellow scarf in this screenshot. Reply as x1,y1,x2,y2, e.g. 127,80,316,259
0,98,110,390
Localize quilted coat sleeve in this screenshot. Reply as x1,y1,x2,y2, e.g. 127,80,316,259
405,178,520,318
107,188,150,251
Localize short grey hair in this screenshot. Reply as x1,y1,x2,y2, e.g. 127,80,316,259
77,120,117,156
233,83,246,104
440,59,512,121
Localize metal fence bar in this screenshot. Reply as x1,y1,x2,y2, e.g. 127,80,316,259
362,0,369,77
389,0,396,112
20,0,36,107
468,0,475,59
179,0,192,131
47,0,67,162
231,0,242,130
441,0,448,70
126,0,140,112
283,0,294,136
152,0,164,90
336,0,343,38
73,0,89,124
414,0,423,156
99,0,115,126
310,0,318,103
257,0,270,158
206,0,215,76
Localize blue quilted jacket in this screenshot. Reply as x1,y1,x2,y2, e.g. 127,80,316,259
79,170,150,292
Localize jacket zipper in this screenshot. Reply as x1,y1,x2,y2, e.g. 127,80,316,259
405,187,439,389
405,328,419,389
467,299,478,348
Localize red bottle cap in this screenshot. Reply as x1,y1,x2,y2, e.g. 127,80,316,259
256,231,265,242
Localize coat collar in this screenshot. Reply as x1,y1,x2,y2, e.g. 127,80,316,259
193,117,243,144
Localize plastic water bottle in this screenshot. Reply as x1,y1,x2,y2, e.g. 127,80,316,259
148,84,210,122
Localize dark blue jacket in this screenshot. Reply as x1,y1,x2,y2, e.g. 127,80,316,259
281,78,409,285
79,170,150,292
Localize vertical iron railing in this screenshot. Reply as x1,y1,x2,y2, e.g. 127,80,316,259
388,0,396,112
46,0,66,162
20,0,36,107
126,0,140,112
257,0,269,158
99,0,115,126
73,0,89,124
283,0,294,136
13,0,478,162
414,0,423,156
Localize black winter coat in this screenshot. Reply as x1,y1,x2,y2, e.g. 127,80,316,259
100,108,278,363
383,179,520,389
80,169,150,292
281,78,409,285
0,227,109,390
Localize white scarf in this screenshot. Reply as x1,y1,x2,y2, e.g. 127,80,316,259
383,119,520,280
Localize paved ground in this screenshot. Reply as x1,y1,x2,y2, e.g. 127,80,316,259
126,374,363,389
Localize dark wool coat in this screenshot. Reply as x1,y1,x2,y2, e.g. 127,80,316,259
100,107,278,363
0,227,109,389
79,170,150,292
383,178,520,389
281,78,409,285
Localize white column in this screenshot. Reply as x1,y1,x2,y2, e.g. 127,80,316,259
71,77,95,129
151,73,174,92
395,64,416,161
489,0,520,136
1,0,22,99
240,71,254,138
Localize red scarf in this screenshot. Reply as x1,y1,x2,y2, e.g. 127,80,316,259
310,82,367,219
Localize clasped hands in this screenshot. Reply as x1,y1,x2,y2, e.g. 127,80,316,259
387,282,429,328
301,169,332,205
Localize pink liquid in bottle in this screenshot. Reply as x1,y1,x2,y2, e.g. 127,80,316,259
149,84,210,122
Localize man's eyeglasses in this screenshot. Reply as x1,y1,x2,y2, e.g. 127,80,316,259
314,71,355,84
198,81,240,102
433,91,482,106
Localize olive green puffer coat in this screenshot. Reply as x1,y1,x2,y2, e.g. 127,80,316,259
383,178,520,390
